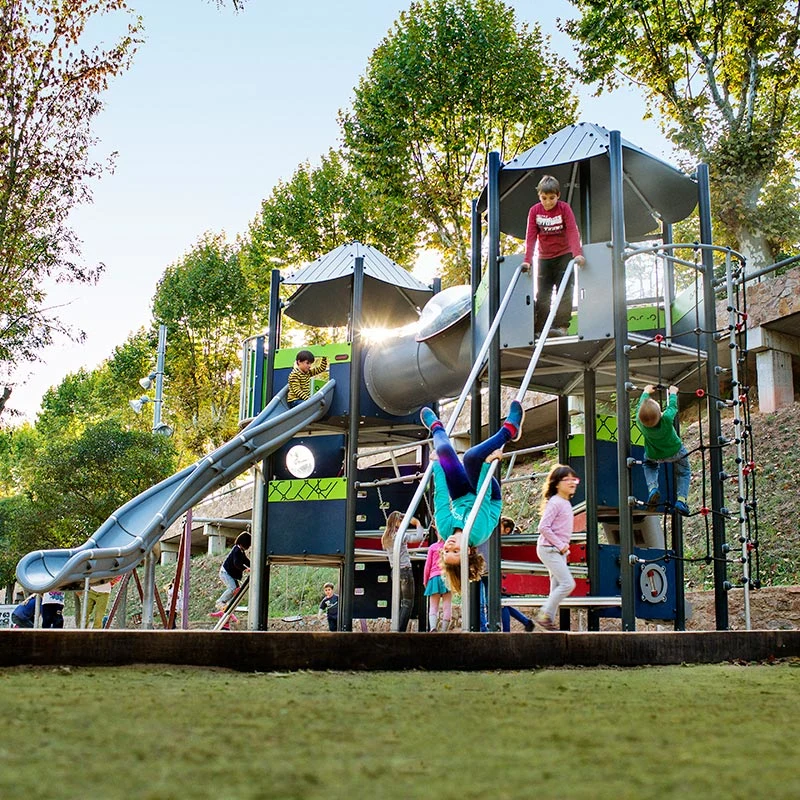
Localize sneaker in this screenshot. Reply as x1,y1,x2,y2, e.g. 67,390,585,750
420,406,442,432
534,613,558,632
674,500,690,517
504,400,525,442
646,488,661,509
208,610,224,618
524,620,535,632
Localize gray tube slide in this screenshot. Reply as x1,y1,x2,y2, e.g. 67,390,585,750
363,285,478,416
15,382,336,593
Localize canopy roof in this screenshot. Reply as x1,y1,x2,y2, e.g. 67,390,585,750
478,122,698,242
282,242,433,328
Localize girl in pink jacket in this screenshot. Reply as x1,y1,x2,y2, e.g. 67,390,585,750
423,528,452,632
535,464,580,631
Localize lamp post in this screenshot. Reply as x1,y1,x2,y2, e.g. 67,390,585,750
129,323,173,436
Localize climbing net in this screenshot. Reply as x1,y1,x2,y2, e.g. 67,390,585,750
623,243,759,621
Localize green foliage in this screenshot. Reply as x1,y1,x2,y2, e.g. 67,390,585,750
0,1,142,395
341,0,579,284
564,0,800,268
152,232,266,458
243,148,419,274
0,418,177,586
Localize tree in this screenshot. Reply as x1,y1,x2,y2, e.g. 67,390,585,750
152,232,265,458
0,0,142,412
34,329,154,440
341,0,579,283
243,148,420,272
0,418,177,585
563,0,800,271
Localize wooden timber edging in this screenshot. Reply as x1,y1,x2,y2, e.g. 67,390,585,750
1,629,799,671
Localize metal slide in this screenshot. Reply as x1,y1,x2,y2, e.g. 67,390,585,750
16,382,336,594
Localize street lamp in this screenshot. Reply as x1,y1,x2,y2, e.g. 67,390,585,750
129,323,173,437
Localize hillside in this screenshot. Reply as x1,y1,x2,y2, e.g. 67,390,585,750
502,399,800,591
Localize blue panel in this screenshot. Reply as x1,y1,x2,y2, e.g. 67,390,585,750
267,499,347,556
272,435,346,480
352,560,425,620
596,544,677,620
356,466,428,530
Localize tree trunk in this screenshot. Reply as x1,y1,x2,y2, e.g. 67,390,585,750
734,227,774,277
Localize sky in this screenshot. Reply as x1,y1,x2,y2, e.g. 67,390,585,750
7,0,675,422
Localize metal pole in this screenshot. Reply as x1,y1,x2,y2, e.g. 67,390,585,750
342,256,365,632
486,151,502,633
141,550,156,630
697,164,729,630
181,508,191,629
609,130,636,630
251,269,282,631
153,323,167,432
584,369,600,631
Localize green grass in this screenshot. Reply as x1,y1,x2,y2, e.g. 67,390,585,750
1,663,799,799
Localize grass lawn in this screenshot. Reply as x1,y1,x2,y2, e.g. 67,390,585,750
1,663,798,799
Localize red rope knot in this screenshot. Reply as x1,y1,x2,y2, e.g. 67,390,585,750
700,506,711,517
695,388,706,398
654,333,665,344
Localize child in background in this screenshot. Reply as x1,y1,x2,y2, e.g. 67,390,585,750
636,384,691,516
499,516,535,632
420,400,524,594
11,595,36,628
422,526,452,632
382,512,428,632
287,349,328,408
40,589,65,629
520,175,585,337
317,582,339,631
210,532,251,621
535,464,580,631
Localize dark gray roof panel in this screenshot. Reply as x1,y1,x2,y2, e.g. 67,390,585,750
478,122,698,243
284,242,428,291
282,242,433,328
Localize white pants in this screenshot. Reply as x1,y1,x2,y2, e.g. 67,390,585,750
537,543,576,621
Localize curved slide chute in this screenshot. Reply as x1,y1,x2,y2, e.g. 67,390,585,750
16,382,336,594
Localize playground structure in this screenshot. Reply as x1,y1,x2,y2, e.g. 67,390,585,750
16,122,761,634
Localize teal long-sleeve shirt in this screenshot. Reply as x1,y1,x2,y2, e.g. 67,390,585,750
432,462,502,546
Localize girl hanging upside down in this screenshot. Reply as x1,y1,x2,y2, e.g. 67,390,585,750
419,400,524,594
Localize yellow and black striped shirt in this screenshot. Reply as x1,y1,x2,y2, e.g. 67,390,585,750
287,357,328,403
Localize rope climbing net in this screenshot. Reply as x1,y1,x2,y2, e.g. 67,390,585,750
623,242,759,624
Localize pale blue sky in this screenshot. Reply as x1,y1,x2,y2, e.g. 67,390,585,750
10,0,673,421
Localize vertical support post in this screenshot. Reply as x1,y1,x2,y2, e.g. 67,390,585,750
116,572,128,628
470,198,483,445
180,509,191,629
609,131,636,630
470,199,484,634
579,160,592,243
557,395,569,464
342,256,365,632
584,369,601,630
486,151,502,632
252,269,282,631
141,550,156,630
697,163,729,630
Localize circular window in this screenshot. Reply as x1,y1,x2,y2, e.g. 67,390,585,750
285,444,315,478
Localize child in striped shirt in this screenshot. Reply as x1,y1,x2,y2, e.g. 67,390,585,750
287,349,328,408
